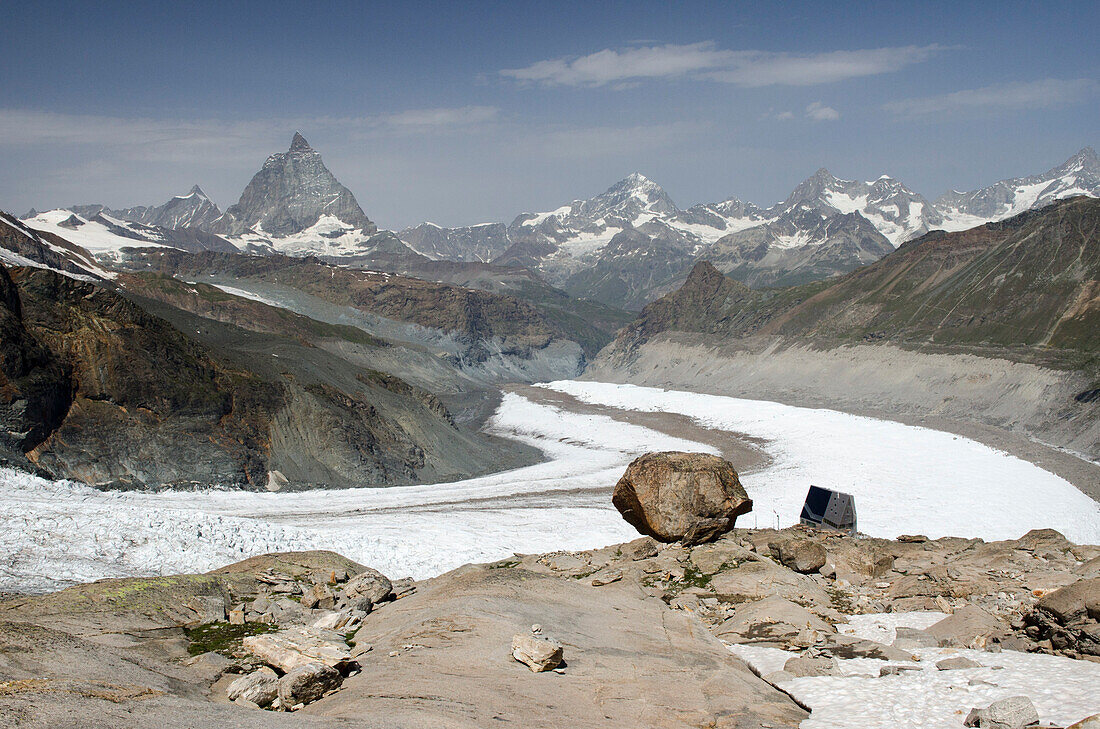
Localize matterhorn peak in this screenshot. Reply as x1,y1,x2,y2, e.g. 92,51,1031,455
289,131,314,153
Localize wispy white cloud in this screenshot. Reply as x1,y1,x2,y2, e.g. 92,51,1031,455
501,42,944,88
884,78,1097,115
382,105,500,129
805,102,840,121
0,105,504,155
775,111,795,120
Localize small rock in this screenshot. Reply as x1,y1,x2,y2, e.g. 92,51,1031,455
277,662,343,709
966,696,1041,729
879,664,922,676
591,569,623,587
511,633,564,672
301,583,335,611
628,538,660,561
783,656,837,677
531,624,542,634
226,666,279,708
897,534,928,543
893,626,939,651
228,608,246,625
190,595,227,624
937,656,982,671
1068,713,1100,729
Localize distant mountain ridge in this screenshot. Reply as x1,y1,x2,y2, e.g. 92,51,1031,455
18,140,1098,311
395,147,1100,308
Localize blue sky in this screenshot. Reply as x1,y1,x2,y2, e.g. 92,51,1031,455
2,0,1096,229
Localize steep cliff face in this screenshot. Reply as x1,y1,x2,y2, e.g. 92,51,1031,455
0,265,520,490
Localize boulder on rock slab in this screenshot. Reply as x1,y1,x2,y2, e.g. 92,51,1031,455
226,666,279,707
343,567,393,605
242,627,357,673
277,662,343,709
511,632,564,672
612,452,752,546
1068,714,1100,729
769,538,827,574
964,696,1040,729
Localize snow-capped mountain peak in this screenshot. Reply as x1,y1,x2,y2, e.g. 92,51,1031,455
934,147,1100,230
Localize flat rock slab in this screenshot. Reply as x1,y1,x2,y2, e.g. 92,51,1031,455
305,565,807,728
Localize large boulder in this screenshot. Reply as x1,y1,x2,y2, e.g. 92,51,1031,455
612,452,752,546
242,627,357,673
277,662,343,709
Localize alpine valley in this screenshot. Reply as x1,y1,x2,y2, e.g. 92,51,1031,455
3,135,1099,492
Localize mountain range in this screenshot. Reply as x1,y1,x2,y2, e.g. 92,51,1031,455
397,147,1100,307
15,140,1100,312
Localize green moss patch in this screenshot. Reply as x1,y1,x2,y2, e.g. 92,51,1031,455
184,621,275,656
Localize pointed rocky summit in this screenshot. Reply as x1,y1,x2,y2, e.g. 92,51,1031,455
210,133,375,237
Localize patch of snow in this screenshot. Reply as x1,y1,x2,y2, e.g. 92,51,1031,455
729,614,1100,728
208,283,285,308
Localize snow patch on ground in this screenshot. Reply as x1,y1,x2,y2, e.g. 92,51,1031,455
544,381,1100,543
729,612,1100,728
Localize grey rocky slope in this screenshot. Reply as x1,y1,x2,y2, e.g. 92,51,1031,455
0,258,537,490
397,148,1098,309
1,523,1096,727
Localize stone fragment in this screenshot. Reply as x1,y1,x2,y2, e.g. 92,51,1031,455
783,655,836,677
613,452,752,546
1068,714,1100,729
936,656,981,670
627,537,659,561
879,664,921,676
301,583,335,611
228,608,245,625
226,666,279,707
965,696,1040,729
591,570,622,587
511,633,564,672
277,662,343,709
